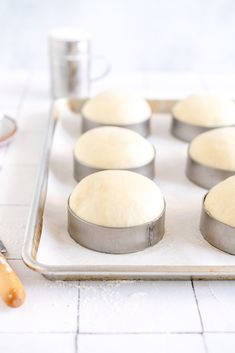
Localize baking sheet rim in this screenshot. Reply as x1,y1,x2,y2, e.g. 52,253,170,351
21,97,235,280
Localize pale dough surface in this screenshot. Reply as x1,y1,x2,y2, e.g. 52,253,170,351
189,127,235,171
69,170,164,227
205,176,235,227
173,94,235,127
74,126,155,169
82,90,151,124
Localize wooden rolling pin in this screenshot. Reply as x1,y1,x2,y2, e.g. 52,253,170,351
0,253,25,308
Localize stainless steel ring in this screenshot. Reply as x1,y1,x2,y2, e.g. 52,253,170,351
81,114,151,137
200,194,235,255
67,199,165,254
73,148,156,182
186,153,235,189
171,116,213,142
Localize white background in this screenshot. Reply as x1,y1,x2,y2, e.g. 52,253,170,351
0,0,235,72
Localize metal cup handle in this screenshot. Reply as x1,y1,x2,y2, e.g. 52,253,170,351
90,54,110,81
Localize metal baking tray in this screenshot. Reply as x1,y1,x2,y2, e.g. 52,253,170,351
22,98,235,280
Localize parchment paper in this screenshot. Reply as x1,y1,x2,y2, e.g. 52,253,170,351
37,108,235,269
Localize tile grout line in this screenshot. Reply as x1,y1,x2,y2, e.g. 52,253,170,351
0,331,77,335
66,331,205,335
191,279,209,353
0,331,211,335
75,282,80,353
1,71,32,172
191,280,204,332
1,330,235,335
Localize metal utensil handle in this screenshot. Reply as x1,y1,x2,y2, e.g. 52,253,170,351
0,253,26,308
90,54,110,81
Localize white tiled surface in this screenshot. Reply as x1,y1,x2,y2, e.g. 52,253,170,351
1,71,235,353
0,261,78,333
1,334,76,353
79,281,201,333
0,206,29,258
195,281,235,332
205,334,235,353
17,101,51,131
6,132,44,165
77,333,205,353
0,165,37,205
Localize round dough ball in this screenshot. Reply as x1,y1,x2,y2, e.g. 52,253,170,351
189,127,235,171
69,170,164,227
204,176,235,227
74,126,155,169
173,94,235,127
82,90,151,125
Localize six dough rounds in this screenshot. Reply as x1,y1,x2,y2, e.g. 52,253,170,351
68,90,235,254
73,126,155,181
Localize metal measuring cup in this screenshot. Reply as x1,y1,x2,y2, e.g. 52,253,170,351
49,27,109,99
